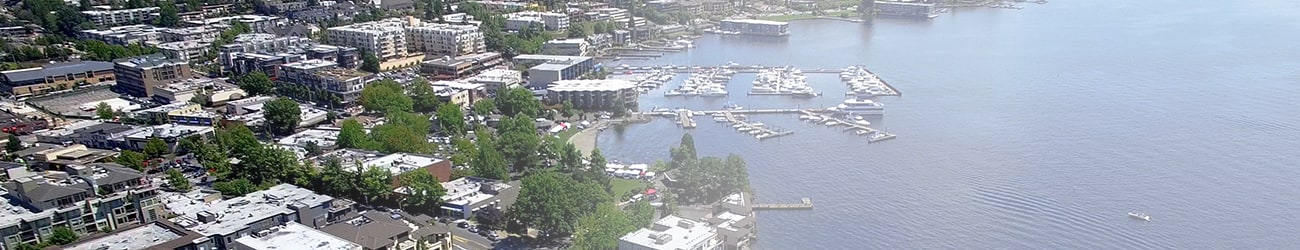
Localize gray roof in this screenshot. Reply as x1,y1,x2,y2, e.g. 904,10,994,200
92,163,144,186
26,182,90,203
321,213,413,250
1,61,114,83
77,123,134,135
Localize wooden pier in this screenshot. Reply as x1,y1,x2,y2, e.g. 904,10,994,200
800,110,897,143
754,198,814,210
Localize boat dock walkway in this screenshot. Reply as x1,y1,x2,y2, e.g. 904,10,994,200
677,110,697,128
720,111,794,140
754,198,814,210
800,110,897,142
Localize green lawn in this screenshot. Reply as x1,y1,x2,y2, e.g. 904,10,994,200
610,178,647,200
557,126,582,142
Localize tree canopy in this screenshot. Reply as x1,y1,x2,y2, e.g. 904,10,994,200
511,171,609,237
359,165,394,203
411,79,443,113
96,102,114,120
435,103,466,136
238,71,275,96
497,88,541,117
399,170,446,210
115,150,147,171
496,114,540,172
470,136,509,181
166,169,192,191
361,52,381,73
337,118,369,149
143,138,170,158
264,98,302,136
472,98,496,115
360,80,413,113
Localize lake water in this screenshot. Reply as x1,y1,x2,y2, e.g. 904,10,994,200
595,0,1300,249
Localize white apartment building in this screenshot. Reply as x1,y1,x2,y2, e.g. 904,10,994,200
619,216,720,250
161,25,225,42
542,38,590,56
79,24,169,45
81,6,160,26
586,8,645,28
504,11,570,31
407,22,486,57
183,15,284,32
327,18,411,60
468,69,522,96
157,40,212,62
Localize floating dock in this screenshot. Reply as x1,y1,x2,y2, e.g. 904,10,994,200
754,198,814,210
800,110,897,143
720,111,793,140
677,110,697,128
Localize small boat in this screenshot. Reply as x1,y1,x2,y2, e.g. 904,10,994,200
732,124,745,128
750,122,765,127
1128,212,1151,221
799,115,812,120
713,117,728,122
664,90,682,96
738,127,753,132
825,121,839,126
747,130,763,135
855,130,871,135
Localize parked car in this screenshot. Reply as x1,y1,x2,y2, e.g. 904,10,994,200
468,226,480,233
457,221,470,228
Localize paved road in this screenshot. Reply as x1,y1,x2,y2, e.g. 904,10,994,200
447,225,497,250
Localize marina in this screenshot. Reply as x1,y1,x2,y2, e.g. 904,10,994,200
754,198,814,210
641,107,894,142
616,64,901,97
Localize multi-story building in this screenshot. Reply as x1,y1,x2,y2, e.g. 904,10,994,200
875,0,936,18
175,4,235,22
545,79,638,109
0,163,162,249
311,149,453,183
233,222,362,250
418,52,503,79
223,98,329,128
541,38,590,56
718,19,790,36
218,34,359,77
0,61,115,96
0,26,35,39
618,216,720,250
432,81,484,108
406,22,486,57
118,124,216,150
320,212,438,250
470,1,527,11
262,0,313,14
183,15,284,33
327,18,411,61
134,102,221,126
151,77,247,105
586,8,644,28
514,54,596,87
467,69,522,96
286,2,364,23
163,184,339,250
114,54,193,97
79,24,169,45
296,68,374,107
81,6,160,26
504,11,570,31
436,177,511,219
157,40,212,62
161,26,224,43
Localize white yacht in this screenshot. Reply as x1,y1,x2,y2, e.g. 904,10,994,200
828,98,885,115
1128,212,1151,222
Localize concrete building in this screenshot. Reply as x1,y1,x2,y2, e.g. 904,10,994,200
875,0,936,18
718,19,790,36
276,128,342,149
0,61,115,96
312,149,453,182
711,193,755,250
418,52,503,79
320,212,440,250
279,64,374,107
232,222,362,250
327,18,411,61
438,177,510,219
470,1,527,11
151,77,247,105
545,79,638,109
175,4,236,22
287,2,364,23
467,69,522,96
618,215,720,250
135,102,220,126
0,163,162,249
162,25,225,42
64,221,206,250
542,38,591,56
432,81,484,108
225,101,330,128
504,11,570,31
163,184,338,250
114,54,193,97
514,54,596,87
218,33,359,77
585,8,644,28
118,123,216,150
406,22,486,57
183,15,285,33
81,6,160,26
157,39,212,62
10,144,117,169
79,24,169,45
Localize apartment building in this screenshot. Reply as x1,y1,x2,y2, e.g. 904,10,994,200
504,11,570,31
419,52,503,79
0,163,162,249
183,15,284,33
79,24,169,45
0,61,115,96
151,77,247,105
161,25,225,43
468,69,522,96
618,216,720,250
514,54,596,87
406,22,486,57
545,79,638,109
327,18,411,60
218,33,359,77
157,40,212,62
163,184,339,250
542,38,590,56
114,55,193,97
81,6,159,26
282,65,374,107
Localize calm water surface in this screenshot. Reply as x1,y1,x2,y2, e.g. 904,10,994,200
597,0,1300,248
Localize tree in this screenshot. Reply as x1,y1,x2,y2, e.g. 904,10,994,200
177,135,203,155
472,98,496,115
96,102,114,120
238,71,274,96
435,103,466,136
572,203,634,250
669,133,697,170
337,119,369,149
189,93,210,106
625,200,655,228
471,138,509,181
214,178,259,196
560,100,576,118
511,171,582,237
359,165,394,203
475,206,506,230
411,79,442,113
369,111,431,153
156,2,181,27
5,134,23,153
360,80,413,113
318,157,358,198
496,115,540,172
558,142,584,171
303,141,323,157
264,98,302,136
399,170,446,210
143,138,170,158
567,23,589,38
166,169,192,191
497,88,540,117
361,52,381,73
116,150,147,171
78,0,91,10
235,145,301,184
48,226,78,245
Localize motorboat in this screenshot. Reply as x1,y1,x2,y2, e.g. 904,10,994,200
825,121,839,126
664,90,683,97
793,91,822,98
1128,212,1151,221
799,115,812,120
737,127,753,132
713,117,728,122
747,130,763,135
855,130,871,135
732,124,746,128
828,98,885,115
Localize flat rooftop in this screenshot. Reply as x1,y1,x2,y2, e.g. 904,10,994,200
360,153,442,175
123,123,214,139
440,177,510,207
619,215,717,250
283,59,338,70
277,128,340,148
65,223,184,250
233,222,360,250
548,79,637,92
165,184,332,237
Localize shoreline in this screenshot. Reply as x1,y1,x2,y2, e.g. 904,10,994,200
567,121,605,155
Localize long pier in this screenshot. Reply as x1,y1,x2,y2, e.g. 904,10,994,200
754,198,814,210
800,110,897,142
720,111,794,140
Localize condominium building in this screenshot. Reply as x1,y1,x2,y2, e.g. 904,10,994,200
233,222,361,250
219,33,359,77
79,24,169,45
161,25,225,42
467,69,522,96
718,19,790,36
504,11,570,31
542,38,590,56
81,6,160,26
327,18,411,60
163,184,339,250
406,22,486,57
183,15,284,33
419,52,503,79
0,163,162,249
514,54,596,87
618,216,720,250
157,39,212,62
114,55,193,97
875,0,937,18
283,65,375,107
585,8,644,28
0,61,115,96
545,79,638,109
150,77,246,105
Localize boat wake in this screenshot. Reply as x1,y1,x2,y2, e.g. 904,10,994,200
971,185,1177,249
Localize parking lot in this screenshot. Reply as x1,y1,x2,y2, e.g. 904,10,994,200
28,87,130,118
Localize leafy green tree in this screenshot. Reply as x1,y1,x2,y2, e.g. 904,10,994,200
303,141,323,157
558,142,584,171
572,203,634,250
435,103,466,136
337,119,369,149
410,79,442,113
449,137,477,167
143,138,170,158
399,170,446,210
317,157,357,197
361,52,381,73
471,138,509,181
48,226,78,245
497,88,540,117
567,23,589,38
359,165,394,203
238,71,274,96
472,98,496,115
669,133,697,170
496,115,540,172
177,135,203,155
14,243,39,250
475,206,506,230
214,178,259,196
512,171,610,237
264,98,302,136
166,169,192,191
560,100,576,118
236,145,301,184
5,134,23,153
360,80,413,113
96,102,114,120
215,124,260,158
189,93,210,106
625,200,655,228
156,2,181,27
369,111,430,153
116,150,147,171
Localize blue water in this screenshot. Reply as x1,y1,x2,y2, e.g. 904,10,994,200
595,0,1300,248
